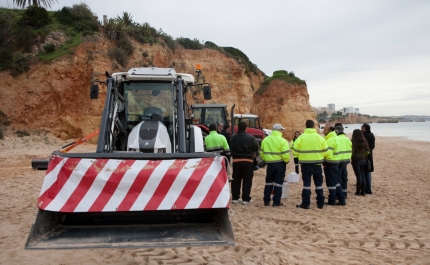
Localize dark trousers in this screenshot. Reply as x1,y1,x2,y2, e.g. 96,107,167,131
323,163,345,204
352,159,366,194
338,162,349,198
294,157,299,174
300,164,325,208
365,172,372,194
231,161,254,202
263,162,286,205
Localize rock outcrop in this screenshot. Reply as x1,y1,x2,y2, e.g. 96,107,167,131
251,79,317,139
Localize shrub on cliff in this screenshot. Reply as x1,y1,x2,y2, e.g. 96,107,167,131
160,34,177,52
222,46,259,75
55,4,99,32
256,70,306,95
116,34,134,55
43,43,56,53
0,13,14,49
10,52,31,76
19,5,52,29
0,48,13,71
108,47,128,68
177,37,203,50
204,41,223,52
14,26,35,53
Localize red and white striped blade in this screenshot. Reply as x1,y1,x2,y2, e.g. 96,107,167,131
37,156,230,212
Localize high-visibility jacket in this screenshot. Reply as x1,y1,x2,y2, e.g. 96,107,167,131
292,128,328,164
260,130,290,163
204,131,230,156
336,133,352,163
290,140,298,158
324,131,340,164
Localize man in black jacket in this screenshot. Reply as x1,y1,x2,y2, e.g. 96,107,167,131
220,124,231,146
230,121,259,205
362,123,375,194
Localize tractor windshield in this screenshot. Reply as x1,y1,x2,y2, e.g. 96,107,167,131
192,107,226,127
235,117,258,128
124,82,173,124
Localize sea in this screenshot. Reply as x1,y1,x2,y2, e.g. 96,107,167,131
334,121,430,142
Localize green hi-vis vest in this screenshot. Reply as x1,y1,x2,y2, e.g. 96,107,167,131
260,130,290,163
204,131,230,155
336,134,352,163
324,131,340,164
292,128,328,164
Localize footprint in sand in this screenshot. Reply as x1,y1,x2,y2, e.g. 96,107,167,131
376,241,391,249
407,241,421,250
394,241,406,250
348,240,361,248
362,241,376,248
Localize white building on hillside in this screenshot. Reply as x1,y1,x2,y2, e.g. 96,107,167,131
341,106,360,114
327,103,335,112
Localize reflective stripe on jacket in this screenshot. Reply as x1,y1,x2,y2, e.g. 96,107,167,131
205,131,230,155
324,131,340,164
337,133,352,163
260,130,290,163
292,128,328,164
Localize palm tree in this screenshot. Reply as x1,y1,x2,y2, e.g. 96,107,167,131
13,0,58,8
116,12,133,27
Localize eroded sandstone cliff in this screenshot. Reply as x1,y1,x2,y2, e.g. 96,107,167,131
251,79,317,139
0,34,316,141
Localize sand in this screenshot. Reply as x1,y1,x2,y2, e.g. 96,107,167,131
1,130,429,265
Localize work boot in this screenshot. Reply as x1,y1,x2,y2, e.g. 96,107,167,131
296,204,309,209
355,182,361,195
360,182,366,196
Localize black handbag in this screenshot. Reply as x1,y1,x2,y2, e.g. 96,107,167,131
365,158,371,172
365,151,372,172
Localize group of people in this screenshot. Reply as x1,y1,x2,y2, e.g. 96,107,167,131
204,121,259,205
204,119,375,209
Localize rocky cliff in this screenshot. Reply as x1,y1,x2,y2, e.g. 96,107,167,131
0,34,316,141
251,79,317,139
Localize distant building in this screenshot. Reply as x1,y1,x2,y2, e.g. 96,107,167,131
342,106,355,114
327,103,335,112
354,108,360,114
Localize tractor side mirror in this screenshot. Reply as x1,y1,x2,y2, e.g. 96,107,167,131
90,84,99,99
203,85,211,100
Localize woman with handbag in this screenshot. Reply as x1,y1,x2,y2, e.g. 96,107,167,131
351,129,370,196
290,131,301,174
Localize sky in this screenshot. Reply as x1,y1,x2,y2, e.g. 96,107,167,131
2,0,430,116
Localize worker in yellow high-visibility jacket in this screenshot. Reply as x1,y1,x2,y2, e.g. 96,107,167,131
335,123,352,198
292,120,328,209
204,123,230,170
323,124,346,206
260,124,290,207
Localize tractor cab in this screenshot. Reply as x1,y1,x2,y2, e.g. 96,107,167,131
191,104,229,134
234,114,262,130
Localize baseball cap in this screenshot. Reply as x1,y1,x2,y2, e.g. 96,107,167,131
272,124,285,130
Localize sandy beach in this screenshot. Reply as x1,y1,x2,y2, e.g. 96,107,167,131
1,131,429,265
